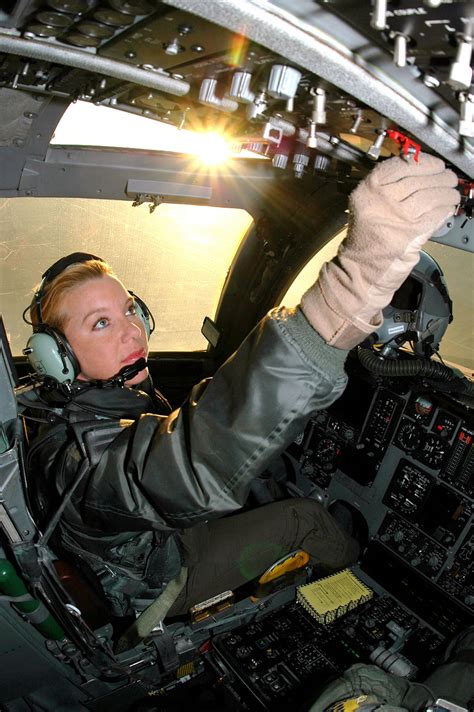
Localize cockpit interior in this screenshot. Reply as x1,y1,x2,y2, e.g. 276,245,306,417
0,1,473,710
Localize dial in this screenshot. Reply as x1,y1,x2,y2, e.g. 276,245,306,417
418,434,448,469
413,395,434,422
314,437,338,463
395,419,423,452
432,410,459,438
406,394,434,424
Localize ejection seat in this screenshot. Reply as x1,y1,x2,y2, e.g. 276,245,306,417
4,323,311,654
13,400,310,646
0,318,117,647
13,404,115,631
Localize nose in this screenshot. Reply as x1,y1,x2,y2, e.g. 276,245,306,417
120,316,143,342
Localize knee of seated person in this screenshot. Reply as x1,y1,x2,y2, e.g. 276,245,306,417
288,498,360,570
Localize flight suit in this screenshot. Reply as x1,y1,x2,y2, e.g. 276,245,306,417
29,307,358,616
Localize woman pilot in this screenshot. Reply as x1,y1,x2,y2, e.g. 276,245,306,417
24,154,458,621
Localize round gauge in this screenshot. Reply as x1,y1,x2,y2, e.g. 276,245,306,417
419,434,447,469
433,411,459,438
396,420,423,452
314,437,338,463
414,395,433,419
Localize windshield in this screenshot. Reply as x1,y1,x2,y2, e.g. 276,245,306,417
0,197,253,356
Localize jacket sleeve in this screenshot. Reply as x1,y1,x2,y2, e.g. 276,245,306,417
82,307,349,529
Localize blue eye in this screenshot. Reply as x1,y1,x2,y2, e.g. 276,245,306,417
93,317,108,330
127,304,138,316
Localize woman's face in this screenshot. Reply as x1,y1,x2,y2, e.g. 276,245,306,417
61,275,149,386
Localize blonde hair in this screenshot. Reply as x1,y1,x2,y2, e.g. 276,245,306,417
30,259,114,332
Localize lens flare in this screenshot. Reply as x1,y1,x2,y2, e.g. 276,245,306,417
191,132,231,165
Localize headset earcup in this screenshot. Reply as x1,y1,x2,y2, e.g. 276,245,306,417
133,295,153,338
25,329,79,383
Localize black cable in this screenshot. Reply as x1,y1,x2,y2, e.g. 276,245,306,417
358,348,474,396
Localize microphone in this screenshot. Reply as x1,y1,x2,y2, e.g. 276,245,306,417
105,358,147,387
42,358,148,404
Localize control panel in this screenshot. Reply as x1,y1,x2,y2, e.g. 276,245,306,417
201,362,473,710
1,0,473,181
210,574,447,711
289,357,474,614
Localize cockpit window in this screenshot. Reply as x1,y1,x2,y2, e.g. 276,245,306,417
425,242,474,373
281,233,474,373
0,198,253,356
280,229,346,307
51,101,261,161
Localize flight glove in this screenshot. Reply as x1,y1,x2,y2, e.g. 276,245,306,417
300,153,459,350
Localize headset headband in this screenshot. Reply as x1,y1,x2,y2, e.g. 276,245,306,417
40,251,103,288
35,252,103,324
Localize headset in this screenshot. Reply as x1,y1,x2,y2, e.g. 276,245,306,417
371,251,453,359
23,252,154,384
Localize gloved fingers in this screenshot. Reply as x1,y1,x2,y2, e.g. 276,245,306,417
366,152,450,187
383,169,458,203
400,187,459,222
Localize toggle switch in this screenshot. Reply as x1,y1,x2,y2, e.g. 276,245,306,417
370,0,387,31
393,34,409,68
448,35,473,91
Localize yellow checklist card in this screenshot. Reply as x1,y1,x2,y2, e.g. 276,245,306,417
297,569,373,623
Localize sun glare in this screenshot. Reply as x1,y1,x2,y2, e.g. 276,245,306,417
51,102,266,163
52,102,233,163
191,132,231,165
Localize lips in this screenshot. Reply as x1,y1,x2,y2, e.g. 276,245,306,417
121,349,146,365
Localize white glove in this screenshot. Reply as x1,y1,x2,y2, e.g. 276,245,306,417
301,153,459,349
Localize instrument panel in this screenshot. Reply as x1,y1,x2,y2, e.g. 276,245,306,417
211,587,446,711
202,359,473,710
288,356,474,613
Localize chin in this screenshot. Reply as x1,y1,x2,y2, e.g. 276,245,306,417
125,367,149,387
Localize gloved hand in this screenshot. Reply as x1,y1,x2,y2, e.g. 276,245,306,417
301,153,459,349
